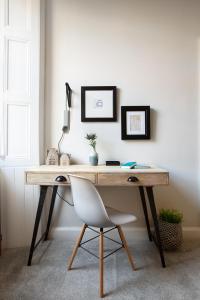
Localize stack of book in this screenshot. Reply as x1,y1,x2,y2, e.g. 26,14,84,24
121,162,151,169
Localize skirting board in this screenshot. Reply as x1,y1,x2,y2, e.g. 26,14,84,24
50,226,200,242
2,226,200,249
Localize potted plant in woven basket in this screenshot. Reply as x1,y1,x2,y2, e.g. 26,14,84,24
158,209,183,250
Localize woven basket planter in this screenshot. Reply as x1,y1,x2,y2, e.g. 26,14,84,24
158,219,183,250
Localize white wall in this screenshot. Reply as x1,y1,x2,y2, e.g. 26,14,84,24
45,0,200,228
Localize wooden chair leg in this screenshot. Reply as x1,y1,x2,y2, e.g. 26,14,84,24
117,225,136,271
68,224,87,270
99,228,104,298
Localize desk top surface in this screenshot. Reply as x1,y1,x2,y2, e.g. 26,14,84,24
26,164,168,174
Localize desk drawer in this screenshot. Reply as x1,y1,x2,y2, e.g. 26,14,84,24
97,173,169,186
26,172,96,185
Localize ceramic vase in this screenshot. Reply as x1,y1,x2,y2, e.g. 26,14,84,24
89,148,98,166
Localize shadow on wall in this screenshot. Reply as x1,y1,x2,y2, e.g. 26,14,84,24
156,178,200,227
99,178,200,227
150,109,157,142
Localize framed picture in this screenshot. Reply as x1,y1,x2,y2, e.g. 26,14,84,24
81,86,117,122
121,106,150,140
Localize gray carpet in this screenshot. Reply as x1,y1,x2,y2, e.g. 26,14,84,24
1,236,200,300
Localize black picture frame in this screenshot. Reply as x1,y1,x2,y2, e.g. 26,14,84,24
81,86,117,122
121,106,150,140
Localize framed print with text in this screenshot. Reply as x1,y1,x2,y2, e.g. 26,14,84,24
121,106,150,140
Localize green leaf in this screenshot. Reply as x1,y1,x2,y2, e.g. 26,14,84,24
159,208,183,224
85,133,97,150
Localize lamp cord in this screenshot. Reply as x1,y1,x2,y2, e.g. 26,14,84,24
50,187,74,206
58,132,65,155
56,190,74,207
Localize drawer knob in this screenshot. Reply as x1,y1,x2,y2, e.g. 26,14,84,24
55,175,67,182
127,176,139,183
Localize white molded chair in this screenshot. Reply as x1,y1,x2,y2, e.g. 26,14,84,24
67,175,137,298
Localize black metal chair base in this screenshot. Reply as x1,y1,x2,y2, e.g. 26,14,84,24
79,226,123,260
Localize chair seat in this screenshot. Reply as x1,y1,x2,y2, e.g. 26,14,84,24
106,207,137,225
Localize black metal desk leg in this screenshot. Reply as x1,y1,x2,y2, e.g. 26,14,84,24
146,187,166,268
138,186,152,241
44,186,58,241
27,186,48,266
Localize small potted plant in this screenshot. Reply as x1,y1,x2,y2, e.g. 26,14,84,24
158,208,183,250
85,133,98,166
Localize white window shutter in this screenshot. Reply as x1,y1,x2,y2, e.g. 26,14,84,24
0,0,44,248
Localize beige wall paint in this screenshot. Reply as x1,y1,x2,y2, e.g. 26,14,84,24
45,0,200,228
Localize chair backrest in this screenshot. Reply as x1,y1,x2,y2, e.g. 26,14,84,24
68,175,112,228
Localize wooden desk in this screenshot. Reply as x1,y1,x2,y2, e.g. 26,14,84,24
25,165,169,267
